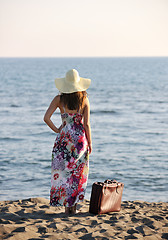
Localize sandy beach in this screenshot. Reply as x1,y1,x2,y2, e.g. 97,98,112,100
0,197,167,240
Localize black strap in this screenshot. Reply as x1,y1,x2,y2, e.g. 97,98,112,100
104,179,117,184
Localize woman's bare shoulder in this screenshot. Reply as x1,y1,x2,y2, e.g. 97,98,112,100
48,95,61,109
84,96,90,106
82,97,90,113
52,95,61,104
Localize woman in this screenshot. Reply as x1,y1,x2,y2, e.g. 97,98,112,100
44,69,92,215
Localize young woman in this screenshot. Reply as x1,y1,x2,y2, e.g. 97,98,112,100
44,69,92,215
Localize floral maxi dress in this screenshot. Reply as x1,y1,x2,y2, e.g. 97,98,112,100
50,109,89,207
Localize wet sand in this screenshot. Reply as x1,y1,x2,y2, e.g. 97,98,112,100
0,197,167,240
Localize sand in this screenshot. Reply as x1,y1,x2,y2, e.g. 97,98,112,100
0,197,167,240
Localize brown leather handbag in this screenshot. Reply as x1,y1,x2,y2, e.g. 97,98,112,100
89,179,124,214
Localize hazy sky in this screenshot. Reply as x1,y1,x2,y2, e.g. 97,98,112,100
0,0,168,57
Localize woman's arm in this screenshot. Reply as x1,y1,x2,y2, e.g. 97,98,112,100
83,97,92,154
44,95,63,133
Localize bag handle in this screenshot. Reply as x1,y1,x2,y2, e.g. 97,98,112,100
104,179,119,194
104,179,118,184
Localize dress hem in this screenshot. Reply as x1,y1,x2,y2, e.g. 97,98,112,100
50,198,85,208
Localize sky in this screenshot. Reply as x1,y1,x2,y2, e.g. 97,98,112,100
0,0,168,57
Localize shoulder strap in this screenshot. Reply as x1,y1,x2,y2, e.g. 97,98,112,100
78,107,83,114
62,105,66,113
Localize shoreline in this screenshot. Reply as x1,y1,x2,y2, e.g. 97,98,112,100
0,197,168,239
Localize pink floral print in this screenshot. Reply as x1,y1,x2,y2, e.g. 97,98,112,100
50,112,89,207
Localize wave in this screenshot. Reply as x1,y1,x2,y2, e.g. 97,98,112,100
91,110,118,115
10,104,20,108
22,178,36,182
30,131,53,137
137,110,157,114
0,137,24,141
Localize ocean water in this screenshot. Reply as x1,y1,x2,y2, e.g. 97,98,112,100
0,57,168,202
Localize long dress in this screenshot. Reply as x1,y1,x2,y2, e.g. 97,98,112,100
50,107,89,207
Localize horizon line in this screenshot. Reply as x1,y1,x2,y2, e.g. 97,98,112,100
0,56,168,58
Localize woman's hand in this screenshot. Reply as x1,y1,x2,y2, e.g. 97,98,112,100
88,142,92,154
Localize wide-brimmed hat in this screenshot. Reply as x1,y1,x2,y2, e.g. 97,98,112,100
55,69,91,93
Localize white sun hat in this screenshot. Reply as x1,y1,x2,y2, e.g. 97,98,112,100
55,69,91,93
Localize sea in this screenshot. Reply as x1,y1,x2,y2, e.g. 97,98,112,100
0,57,168,202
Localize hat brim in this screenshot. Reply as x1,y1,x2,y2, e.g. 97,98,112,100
55,77,91,93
